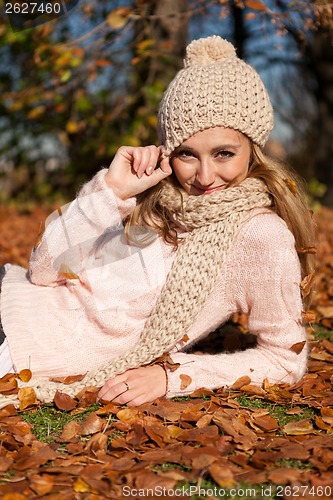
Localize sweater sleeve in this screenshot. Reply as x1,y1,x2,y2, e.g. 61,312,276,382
29,169,136,286
166,213,307,398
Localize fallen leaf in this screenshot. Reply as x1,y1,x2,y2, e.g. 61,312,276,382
209,463,235,487
18,387,38,410
53,390,77,411
283,419,314,435
302,310,317,323
0,374,18,394
50,374,85,384
321,407,333,426
290,341,307,354
179,374,192,390
29,473,54,495
18,369,32,383
300,271,317,298
231,375,251,390
80,413,105,435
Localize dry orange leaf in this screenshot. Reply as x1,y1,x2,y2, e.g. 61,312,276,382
179,374,192,390
29,473,54,496
80,412,105,436
302,310,317,323
240,384,266,397
290,341,307,355
283,419,314,435
300,271,316,299
73,477,90,493
321,407,333,426
297,246,317,254
18,369,32,383
231,375,251,390
50,374,85,384
53,390,77,411
209,463,235,488
245,0,268,11
18,387,38,411
283,177,297,195
0,374,18,394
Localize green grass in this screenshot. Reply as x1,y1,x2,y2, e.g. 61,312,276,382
309,323,333,340
236,396,317,427
21,403,100,443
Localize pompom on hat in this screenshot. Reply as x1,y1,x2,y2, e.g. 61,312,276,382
158,36,274,155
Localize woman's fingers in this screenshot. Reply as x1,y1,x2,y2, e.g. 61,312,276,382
133,146,161,178
98,366,167,406
105,145,172,199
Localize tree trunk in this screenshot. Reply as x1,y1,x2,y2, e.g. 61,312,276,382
309,30,333,206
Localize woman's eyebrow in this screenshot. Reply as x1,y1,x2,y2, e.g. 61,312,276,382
211,144,241,152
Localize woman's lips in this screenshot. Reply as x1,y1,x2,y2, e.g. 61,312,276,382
194,185,226,195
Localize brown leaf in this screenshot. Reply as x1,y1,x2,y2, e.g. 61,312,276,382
29,473,54,495
317,305,333,319
179,374,192,390
290,341,307,355
53,390,77,411
117,408,141,423
18,387,38,410
13,442,58,471
209,463,235,488
50,374,85,384
320,407,333,426
18,369,32,383
231,375,251,390
297,246,317,254
245,0,269,10
283,177,297,195
0,374,18,394
268,467,300,484
302,310,317,323
282,419,314,435
300,271,317,299
251,414,279,432
80,413,104,436
240,384,266,397
322,338,333,354
58,420,82,442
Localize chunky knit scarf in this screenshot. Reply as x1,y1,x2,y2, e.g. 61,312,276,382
0,178,272,408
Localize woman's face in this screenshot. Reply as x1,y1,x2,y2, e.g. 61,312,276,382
171,127,251,195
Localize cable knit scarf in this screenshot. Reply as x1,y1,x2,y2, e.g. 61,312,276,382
0,177,272,408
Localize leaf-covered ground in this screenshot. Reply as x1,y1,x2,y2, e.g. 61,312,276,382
0,204,332,499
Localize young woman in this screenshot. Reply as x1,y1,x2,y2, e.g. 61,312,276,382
0,36,315,407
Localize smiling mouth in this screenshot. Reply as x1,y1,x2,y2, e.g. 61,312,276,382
194,185,226,194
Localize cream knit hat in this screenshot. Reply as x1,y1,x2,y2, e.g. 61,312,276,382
158,35,274,154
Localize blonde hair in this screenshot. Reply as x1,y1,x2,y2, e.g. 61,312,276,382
125,143,316,286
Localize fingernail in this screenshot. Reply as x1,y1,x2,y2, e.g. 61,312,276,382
147,166,154,175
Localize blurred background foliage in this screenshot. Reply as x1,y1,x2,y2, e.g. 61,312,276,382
0,0,333,206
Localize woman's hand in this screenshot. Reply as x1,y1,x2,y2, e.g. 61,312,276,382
98,365,167,406
105,145,172,200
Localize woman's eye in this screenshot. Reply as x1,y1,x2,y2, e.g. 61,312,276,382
177,150,194,158
217,150,234,158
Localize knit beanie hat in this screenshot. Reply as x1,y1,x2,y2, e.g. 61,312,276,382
158,35,274,155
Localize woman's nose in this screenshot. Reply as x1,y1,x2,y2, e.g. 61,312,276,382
196,160,215,186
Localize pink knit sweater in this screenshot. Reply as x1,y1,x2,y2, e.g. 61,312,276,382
0,169,307,398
